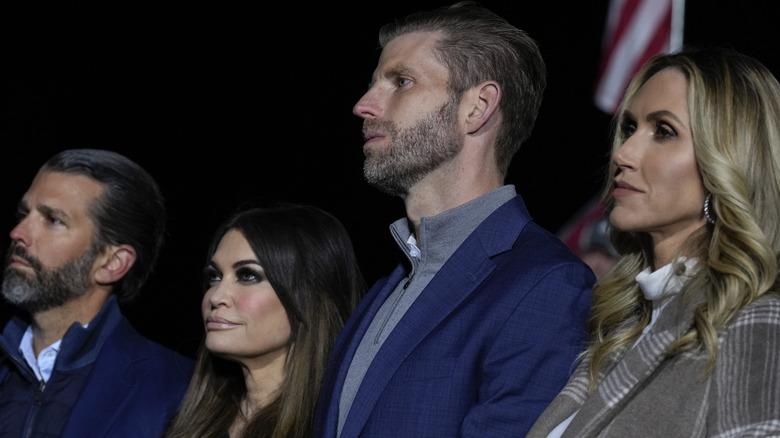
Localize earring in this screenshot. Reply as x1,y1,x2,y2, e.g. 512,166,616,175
704,193,716,224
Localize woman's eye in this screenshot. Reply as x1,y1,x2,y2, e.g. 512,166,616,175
397,77,411,87
620,120,636,139
203,267,221,285
236,267,264,284
655,123,676,139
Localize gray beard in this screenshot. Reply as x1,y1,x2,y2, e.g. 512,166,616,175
2,244,98,314
363,99,461,196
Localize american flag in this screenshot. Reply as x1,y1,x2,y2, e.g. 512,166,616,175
593,0,686,114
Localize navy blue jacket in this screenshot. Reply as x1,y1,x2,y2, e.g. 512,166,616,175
315,196,595,437
0,296,194,438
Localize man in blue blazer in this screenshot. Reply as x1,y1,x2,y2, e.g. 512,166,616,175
0,149,194,437
315,3,595,437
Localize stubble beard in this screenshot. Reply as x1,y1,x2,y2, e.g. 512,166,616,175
2,243,98,314
363,98,462,196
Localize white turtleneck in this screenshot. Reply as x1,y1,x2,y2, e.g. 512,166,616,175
633,257,698,346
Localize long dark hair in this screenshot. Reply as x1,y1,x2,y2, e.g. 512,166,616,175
164,203,364,438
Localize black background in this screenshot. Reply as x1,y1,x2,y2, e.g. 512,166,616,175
2,1,778,357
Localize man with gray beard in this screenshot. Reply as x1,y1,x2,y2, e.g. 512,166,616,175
0,149,194,438
2,240,98,313
314,3,596,437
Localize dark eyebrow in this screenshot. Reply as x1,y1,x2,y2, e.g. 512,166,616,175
18,198,70,222
206,259,261,272
233,260,262,270
38,204,70,221
385,65,413,79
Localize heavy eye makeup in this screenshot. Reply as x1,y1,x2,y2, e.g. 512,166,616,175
651,120,677,139
619,112,678,141
646,110,683,141
203,261,265,289
234,265,264,284
203,265,222,288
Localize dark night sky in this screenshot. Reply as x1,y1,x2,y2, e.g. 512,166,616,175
2,1,778,357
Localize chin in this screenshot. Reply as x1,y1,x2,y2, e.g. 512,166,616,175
607,210,636,232
204,337,235,356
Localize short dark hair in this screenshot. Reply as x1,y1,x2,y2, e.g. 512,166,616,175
41,148,166,303
378,1,547,176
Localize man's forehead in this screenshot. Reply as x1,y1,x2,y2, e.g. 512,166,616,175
23,171,104,215
380,31,443,62
372,32,448,82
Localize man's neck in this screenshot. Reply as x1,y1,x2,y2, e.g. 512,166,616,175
403,174,502,237
400,136,504,236
30,289,109,356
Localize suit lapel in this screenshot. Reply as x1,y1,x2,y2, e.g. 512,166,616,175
341,197,528,436
322,265,407,435
61,323,148,437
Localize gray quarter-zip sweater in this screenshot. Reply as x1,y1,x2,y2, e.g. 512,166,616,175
337,185,517,436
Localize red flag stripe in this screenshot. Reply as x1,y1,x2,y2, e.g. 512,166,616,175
594,0,673,114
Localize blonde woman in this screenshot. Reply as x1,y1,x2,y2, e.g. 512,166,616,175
527,47,780,437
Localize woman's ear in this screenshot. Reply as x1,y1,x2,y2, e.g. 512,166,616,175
94,245,137,285
464,81,501,134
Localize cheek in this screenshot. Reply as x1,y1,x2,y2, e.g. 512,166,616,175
655,156,703,200
245,293,291,339
236,291,285,322
391,92,443,122
42,237,91,269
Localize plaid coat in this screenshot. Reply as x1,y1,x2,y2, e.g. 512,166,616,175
527,292,780,438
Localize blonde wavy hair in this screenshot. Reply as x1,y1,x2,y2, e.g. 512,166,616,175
586,47,780,389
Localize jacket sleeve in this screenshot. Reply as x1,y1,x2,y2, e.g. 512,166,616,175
460,260,594,437
710,295,780,436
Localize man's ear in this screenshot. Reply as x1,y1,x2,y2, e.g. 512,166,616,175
464,81,501,134
94,245,137,285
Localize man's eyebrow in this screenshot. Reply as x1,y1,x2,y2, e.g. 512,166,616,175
37,204,71,221
367,65,415,89
384,65,414,79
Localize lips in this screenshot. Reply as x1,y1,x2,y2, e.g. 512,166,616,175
205,316,240,330
613,179,643,197
363,129,384,144
8,255,31,269
6,245,36,271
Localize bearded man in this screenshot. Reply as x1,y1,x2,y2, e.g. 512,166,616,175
0,149,194,438
314,3,596,437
